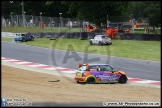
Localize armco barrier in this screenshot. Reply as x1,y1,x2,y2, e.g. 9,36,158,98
2,32,160,41
1,32,20,38
27,32,89,39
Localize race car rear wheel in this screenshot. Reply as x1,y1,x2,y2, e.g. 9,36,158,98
22,38,25,42
99,41,103,46
118,75,127,84
108,42,112,45
86,77,95,84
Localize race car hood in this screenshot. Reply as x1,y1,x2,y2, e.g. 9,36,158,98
15,36,22,38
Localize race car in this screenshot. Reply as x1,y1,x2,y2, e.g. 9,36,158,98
89,35,112,45
14,33,34,42
74,63,128,84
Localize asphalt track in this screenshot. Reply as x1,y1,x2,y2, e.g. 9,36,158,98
2,41,160,81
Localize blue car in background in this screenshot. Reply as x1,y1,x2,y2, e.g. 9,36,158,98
14,33,34,42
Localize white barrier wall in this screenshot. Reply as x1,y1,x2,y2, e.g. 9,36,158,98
1,32,20,38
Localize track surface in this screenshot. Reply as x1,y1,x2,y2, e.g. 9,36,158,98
2,40,161,107
2,64,161,106
1,57,160,86
2,41,160,81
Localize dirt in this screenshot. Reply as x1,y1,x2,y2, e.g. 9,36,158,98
2,65,161,104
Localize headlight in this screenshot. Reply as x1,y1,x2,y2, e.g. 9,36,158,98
102,40,106,42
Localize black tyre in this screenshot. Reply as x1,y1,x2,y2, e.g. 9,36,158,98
89,41,93,45
99,41,103,46
86,77,95,84
118,75,128,84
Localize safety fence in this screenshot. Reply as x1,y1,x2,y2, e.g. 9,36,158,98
1,15,92,29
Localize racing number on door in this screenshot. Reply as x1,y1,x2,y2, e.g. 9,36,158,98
113,74,116,77
77,72,82,77
94,37,98,43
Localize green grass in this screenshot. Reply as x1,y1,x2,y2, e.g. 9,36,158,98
2,26,160,34
2,37,160,61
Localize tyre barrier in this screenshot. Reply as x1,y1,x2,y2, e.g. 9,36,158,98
120,33,161,41
26,32,89,39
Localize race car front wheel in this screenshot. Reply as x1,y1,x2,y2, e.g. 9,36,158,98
31,38,34,41
118,75,127,84
99,41,103,46
108,42,112,45
86,77,95,84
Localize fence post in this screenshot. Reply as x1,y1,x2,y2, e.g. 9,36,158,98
16,15,18,26
49,17,51,28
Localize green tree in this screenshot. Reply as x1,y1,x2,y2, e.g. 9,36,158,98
62,1,130,26
131,1,161,31
146,1,161,31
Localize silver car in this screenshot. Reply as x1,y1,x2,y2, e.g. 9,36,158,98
89,35,112,45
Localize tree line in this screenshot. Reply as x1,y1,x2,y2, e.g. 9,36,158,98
1,1,161,28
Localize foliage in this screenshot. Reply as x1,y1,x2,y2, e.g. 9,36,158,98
2,37,160,61
146,2,161,28
1,1,161,28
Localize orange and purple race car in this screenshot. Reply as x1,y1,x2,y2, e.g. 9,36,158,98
74,63,128,84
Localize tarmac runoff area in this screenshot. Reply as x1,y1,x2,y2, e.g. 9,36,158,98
2,61,161,106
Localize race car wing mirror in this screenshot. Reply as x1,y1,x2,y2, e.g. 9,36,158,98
78,62,82,68
86,64,89,70
113,67,115,71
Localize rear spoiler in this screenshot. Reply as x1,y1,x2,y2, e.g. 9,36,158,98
78,63,89,70
78,62,82,68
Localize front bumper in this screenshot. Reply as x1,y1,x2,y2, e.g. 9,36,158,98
102,41,111,44
74,76,86,82
14,39,22,41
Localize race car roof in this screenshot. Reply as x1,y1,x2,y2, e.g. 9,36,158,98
83,64,110,66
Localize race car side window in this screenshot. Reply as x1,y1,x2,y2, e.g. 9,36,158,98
87,66,97,71
99,66,107,71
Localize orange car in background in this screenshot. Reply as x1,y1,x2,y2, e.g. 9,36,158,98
74,63,128,84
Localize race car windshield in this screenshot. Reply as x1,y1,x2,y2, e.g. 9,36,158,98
78,66,86,71
16,34,21,37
